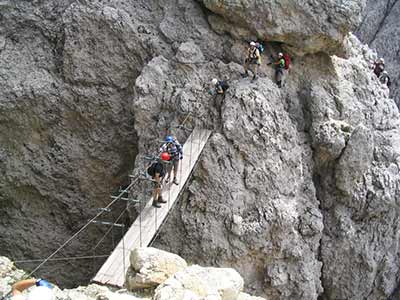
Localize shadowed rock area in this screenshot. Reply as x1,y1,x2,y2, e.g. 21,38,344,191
1,1,400,299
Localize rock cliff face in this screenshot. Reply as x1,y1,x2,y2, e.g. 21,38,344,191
357,0,400,107
1,1,400,300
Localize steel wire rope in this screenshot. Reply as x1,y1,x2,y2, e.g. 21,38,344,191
91,206,130,252
23,177,139,279
14,255,110,264
90,186,143,280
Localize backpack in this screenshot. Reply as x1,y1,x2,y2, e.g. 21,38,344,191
147,162,164,177
219,80,229,92
256,43,264,54
283,54,291,70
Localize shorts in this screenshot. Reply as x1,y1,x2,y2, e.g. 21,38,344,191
245,58,260,65
166,159,179,174
151,176,162,188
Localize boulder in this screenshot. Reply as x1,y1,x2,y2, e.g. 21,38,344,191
126,247,187,290
313,119,352,165
335,124,374,197
154,265,244,300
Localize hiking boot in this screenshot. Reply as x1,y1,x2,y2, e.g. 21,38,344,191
152,201,161,208
173,178,179,185
251,75,257,82
158,196,167,203
242,71,249,78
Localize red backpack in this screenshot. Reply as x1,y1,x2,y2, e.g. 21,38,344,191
283,54,291,70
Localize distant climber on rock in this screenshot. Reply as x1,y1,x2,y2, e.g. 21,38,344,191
11,278,54,300
243,41,261,81
147,154,168,208
379,71,391,87
373,58,385,77
269,52,289,88
159,135,183,186
210,78,229,95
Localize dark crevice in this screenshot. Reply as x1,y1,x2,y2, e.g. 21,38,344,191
297,80,328,300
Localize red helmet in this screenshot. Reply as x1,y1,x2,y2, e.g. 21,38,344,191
161,152,171,161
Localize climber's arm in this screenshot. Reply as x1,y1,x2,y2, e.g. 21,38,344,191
12,279,36,295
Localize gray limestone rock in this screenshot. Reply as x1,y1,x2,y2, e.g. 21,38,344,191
176,41,205,65
1,1,400,300
201,0,366,55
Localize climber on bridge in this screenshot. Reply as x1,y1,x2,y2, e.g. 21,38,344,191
243,41,261,82
159,135,183,186
147,153,169,208
211,78,229,95
10,278,54,300
373,58,385,77
379,70,391,87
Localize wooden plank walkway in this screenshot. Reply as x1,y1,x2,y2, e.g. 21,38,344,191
92,128,212,287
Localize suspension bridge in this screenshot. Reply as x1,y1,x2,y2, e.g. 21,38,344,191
92,127,211,287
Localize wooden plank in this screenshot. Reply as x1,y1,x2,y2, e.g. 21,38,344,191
92,128,211,287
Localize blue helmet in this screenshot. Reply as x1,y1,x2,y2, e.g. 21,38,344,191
165,135,174,143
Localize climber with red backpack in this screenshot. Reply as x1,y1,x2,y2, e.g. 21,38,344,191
269,52,291,88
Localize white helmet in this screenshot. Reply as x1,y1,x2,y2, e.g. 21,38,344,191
250,41,256,47
383,71,388,75
211,78,218,85
278,52,283,57
27,287,54,300
379,58,385,63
